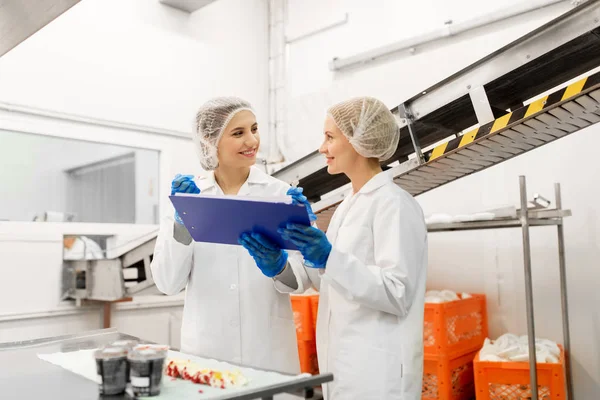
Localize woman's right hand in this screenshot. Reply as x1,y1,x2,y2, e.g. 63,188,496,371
171,174,200,224
171,174,200,195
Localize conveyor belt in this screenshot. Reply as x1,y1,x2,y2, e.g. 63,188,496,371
274,1,600,202
313,71,600,230
398,71,600,196
387,28,600,168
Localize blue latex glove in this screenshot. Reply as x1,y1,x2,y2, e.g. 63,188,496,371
287,186,317,222
171,174,200,224
238,232,288,278
278,223,331,268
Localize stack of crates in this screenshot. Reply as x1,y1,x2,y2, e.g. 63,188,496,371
474,345,566,400
290,294,320,375
291,290,489,396
422,293,488,400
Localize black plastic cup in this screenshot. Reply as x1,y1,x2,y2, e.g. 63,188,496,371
94,347,128,395
108,340,139,383
127,347,167,397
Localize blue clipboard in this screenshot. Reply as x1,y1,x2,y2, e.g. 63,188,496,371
169,194,311,250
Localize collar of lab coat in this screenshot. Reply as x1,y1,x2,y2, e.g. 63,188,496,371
356,170,392,195
198,166,269,193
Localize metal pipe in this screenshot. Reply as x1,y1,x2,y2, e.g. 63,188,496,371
555,182,574,399
267,0,286,164
330,0,568,71
399,104,425,164
0,101,190,139
277,0,292,163
519,175,539,400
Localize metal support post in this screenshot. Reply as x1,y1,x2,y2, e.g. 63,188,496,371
519,175,539,400
555,183,574,399
398,103,425,164
468,85,495,125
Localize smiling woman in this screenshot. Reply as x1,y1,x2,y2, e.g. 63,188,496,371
192,97,262,194
278,97,427,400
215,110,260,179
193,97,256,172
150,96,315,384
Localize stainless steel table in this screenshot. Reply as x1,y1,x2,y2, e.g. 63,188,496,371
0,328,332,400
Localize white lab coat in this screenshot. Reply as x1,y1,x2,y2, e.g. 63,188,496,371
311,170,428,400
151,166,310,375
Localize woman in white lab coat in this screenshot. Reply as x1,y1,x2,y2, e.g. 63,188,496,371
151,97,314,375
279,97,428,399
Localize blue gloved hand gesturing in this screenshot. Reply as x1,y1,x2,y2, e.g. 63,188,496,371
171,174,200,224
278,223,331,268
238,232,288,278
287,187,317,223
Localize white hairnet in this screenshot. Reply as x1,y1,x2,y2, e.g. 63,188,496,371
327,97,400,161
194,97,254,170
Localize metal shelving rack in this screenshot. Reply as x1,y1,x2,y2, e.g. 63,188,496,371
427,175,573,400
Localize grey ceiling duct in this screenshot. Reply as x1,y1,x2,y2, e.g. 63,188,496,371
0,0,81,58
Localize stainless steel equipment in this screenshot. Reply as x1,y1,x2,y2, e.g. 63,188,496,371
62,232,161,303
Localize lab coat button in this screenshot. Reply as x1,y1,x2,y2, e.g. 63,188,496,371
230,284,238,290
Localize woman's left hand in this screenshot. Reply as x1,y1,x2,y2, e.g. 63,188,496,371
278,223,331,268
287,187,317,222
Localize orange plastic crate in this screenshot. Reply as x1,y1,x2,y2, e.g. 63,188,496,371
290,295,318,341
310,295,319,328
422,350,478,400
297,339,319,375
424,294,488,358
473,346,566,400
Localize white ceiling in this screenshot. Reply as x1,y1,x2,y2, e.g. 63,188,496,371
158,0,219,13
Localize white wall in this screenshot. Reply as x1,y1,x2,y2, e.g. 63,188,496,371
0,0,196,132
0,0,270,217
0,0,270,137
0,0,269,347
188,0,270,135
282,0,599,397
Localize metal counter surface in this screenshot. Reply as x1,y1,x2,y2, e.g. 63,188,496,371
0,328,332,400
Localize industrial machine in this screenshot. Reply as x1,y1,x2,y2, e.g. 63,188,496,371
273,1,600,231
61,231,160,304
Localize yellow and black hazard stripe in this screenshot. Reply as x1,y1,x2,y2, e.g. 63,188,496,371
426,70,600,162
